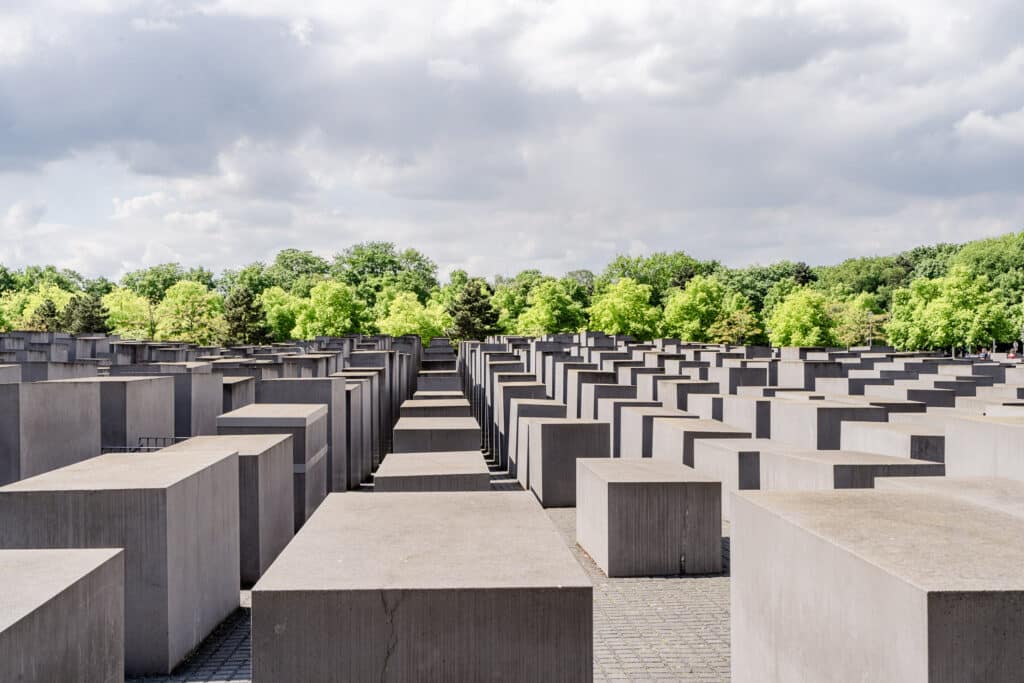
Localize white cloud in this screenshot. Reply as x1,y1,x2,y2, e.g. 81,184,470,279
3,201,47,230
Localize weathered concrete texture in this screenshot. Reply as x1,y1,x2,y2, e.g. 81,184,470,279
0,548,124,683
732,490,1024,682
510,399,567,485
566,369,617,419
392,416,482,453
164,435,294,587
0,449,240,675
597,399,661,458
528,419,610,507
651,418,752,467
770,399,887,450
112,363,223,438
943,415,1024,480
758,447,945,490
374,451,490,491
840,421,945,462
687,393,725,421
576,459,721,577
619,407,698,460
217,404,329,532
0,381,102,486
417,370,461,391
53,376,175,451
581,383,636,421
0,364,22,384
875,476,1024,519
721,395,772,438
256,378,349,492
399,398,472,418
412,390,465,401
344,382,369,488
251,492,592,683
222,376,255,413
691,438,769,521
658,379,721,412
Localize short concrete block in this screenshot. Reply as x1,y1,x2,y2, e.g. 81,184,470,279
392,417,482,453
374,451,490,491
651,418,751,467
528,419,610,507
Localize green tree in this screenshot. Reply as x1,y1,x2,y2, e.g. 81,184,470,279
154,281,227,344
0,283,75,330
224,285,270,344
121,263,190,337
588,277,661,340
259,286,304,342
434,269,470,310
597,252,719,304
492,270,549,333
265,249,330,296
660,275,729,342
332,242,438,306
102,288,150,338
447,278,500,341
28,298,62,332
218,262,273,296
562,270,596,309
515,279,586,335
886,265,1013,352
707,292,762,344
62,293,110,334
767,288,838,347
378,291,451,343
832,292,885,348
292,280,369,338
15,265,85,292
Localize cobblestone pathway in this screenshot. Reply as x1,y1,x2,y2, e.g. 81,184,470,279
129,474,732,683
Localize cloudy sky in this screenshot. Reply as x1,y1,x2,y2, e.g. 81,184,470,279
1,1,1023,281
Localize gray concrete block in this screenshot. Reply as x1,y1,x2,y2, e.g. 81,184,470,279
620,406,698,460
374,451,490,491
52,376,175,451
510,400,567,485
840,421,945,463
164,435,294,587
0,449,240,675
222,375,255,413
399,398,472,418
650,418,751,467
721,395,772,438
392,417,481,453
576,459,721,577
732,489,1024,682
943,416,1024,480
218,404,329,531
0,381,101,485
581,383,636,421
251,492,592,682
257,377,349,493
759,447,945,489
0,548,123,683
771,399,888,450
596,398,660,458
691,437,769,520
528,419,610,507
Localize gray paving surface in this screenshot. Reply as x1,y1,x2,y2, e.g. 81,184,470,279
129,472,732,682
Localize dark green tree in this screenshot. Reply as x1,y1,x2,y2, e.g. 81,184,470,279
332,241,438,306
447,279,500,341
62,293,110,335
265,249,330,295
29,298,62,332
223,284,270,344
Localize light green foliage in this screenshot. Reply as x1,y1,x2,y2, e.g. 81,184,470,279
660,275,729,342
886,265,1013,351
332,242,438,306
761,277,801,321
814,255,912,307
434,269,470,310
154,281,227,344
597,252,720,304
377,291,451,343
767,288,838,347
515,279,586,335
102,288,150,338
259,286,304,342
292,280,369,338
0,283,75,330
588,278,661,340
492,270,548,333
265,249,330,296
832,292,885,347
707,291,761,344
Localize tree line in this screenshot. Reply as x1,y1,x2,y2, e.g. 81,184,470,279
0,233,1021,350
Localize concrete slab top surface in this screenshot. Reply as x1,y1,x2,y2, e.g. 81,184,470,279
0,449,237,492
735,489,1024,591
846,422,943,436
392,417,480,431
511,399,564,408
163,434,292,457
652,418,748,433
47,375,169,384
579,458,719,483
694,438,778,453
400,399,471,409
217,403,328,426
621,406,695,418
875,476,1024,518
776,399,884,411
0,548,123,632
376,452,488,476
221,376,253,386
253,492,591,591
760,448,937,466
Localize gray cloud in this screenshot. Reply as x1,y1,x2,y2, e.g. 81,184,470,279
0,1,1022,281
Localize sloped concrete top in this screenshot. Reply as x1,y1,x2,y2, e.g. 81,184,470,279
579,458,719,483
875,476,1024,519
254,491,591,591
0,548,123,632
734,489,1024,591
0,449,237,491
376,452,488,477
217,403,327,427
163,434,292,457
393,417,480,431
760,448,939,466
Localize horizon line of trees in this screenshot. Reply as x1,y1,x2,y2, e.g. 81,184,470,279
1,232,1023,351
